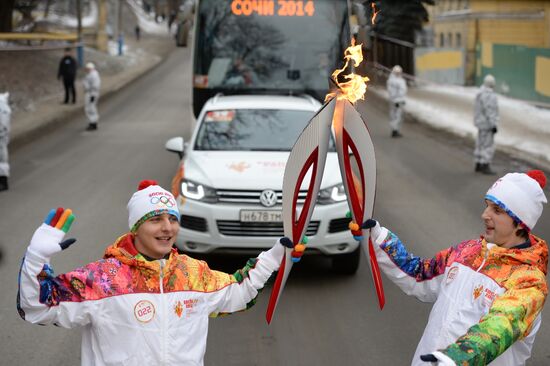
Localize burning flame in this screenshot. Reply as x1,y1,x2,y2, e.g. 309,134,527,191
371,3,380,25
325,38,369,104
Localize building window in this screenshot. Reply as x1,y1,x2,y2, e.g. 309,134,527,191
448,32,453,47
456,33,461,47
440,33,445,47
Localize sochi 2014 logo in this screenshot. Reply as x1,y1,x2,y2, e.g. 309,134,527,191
445,266,459,285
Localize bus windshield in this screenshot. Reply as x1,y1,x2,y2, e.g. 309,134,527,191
193,0,350,115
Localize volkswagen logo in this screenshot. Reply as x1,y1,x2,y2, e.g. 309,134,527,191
259,189,278,207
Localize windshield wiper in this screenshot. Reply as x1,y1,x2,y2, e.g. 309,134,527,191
248,148,289,152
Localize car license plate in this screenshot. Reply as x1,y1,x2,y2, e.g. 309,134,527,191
240,210,283,222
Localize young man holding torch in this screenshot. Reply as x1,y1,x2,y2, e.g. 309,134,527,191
352,170,547,365
18,180,295,365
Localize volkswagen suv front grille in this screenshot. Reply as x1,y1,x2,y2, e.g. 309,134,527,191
217,220,320,237
216,189,307,205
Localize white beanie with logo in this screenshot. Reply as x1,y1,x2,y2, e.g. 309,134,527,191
485,170,547,230
127,180,179,232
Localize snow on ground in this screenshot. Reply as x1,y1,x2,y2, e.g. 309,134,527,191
371,83,550,164
35,2,98,28
127,0,171,35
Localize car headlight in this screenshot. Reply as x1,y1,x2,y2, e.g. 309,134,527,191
181,179,218,203
317,184,347,204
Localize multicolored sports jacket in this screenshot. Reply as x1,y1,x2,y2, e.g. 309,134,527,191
373,227,548,366
18,233,282,366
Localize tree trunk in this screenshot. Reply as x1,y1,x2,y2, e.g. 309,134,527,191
44,0,52,18
0,0,16,32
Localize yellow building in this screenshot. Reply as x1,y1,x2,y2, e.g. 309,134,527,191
429,0,550,84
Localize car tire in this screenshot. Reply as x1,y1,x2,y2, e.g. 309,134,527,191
331,247,360,275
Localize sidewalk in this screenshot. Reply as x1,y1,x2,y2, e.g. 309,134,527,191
9,34,176,150
370,82,550,171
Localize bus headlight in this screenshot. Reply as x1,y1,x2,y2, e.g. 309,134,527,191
181,179,218,203
317,184,347,204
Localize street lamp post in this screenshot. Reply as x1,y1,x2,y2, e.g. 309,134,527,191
76,0,83,66
117,0,124,56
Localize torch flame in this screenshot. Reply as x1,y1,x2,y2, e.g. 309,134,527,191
325,38,370,105
371,3,380,25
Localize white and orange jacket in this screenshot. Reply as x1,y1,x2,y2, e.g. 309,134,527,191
373,227,548,366
18,233,283,365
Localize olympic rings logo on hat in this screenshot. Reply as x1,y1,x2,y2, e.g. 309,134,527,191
150,195,176,208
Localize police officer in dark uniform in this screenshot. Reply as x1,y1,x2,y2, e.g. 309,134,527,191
57,48,78,104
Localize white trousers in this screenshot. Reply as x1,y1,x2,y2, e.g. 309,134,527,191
0,138,9,176
85,93,99,123
474,129,495,164
389,101,404,131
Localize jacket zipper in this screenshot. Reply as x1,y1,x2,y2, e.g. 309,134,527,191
159,259,166,365
476,242,489,272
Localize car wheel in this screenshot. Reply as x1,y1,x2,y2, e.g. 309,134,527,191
331,247,360,275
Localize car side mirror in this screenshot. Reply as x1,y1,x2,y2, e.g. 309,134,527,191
165,137,185,159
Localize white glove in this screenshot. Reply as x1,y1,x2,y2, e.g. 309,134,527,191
420,352,456,366
27,208,76,260
366,219,382,241
265,237,295,263
351,218,383,242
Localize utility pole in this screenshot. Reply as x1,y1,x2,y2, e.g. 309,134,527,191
76,0,83,66
96,0,108,52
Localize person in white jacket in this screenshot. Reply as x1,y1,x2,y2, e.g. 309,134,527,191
474,74,499,175
0,92,11,191
351,170,548,366
83,62,101,131
386,65,408,138
18,179,298,366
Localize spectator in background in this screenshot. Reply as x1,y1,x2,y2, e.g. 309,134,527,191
386,65,407,138
0,92,11,191
135,24,141,41
57,48,77,104
474,74,499,175
83,63,101,131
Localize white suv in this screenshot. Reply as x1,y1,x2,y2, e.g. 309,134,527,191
165,94,360,274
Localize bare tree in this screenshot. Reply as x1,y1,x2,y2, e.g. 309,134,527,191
0,0,16,32
14,0,40,29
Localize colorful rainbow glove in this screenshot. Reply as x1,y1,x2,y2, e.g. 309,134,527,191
289,236,307,263
27,207,77,259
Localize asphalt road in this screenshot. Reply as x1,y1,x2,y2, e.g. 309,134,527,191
0,46,549,365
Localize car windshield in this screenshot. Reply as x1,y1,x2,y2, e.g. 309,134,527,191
194,0,350,94
194,108,336,151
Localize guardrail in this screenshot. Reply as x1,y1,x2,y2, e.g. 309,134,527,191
0,32,80,51
0,32,78,41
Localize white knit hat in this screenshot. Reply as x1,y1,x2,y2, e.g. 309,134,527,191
483,74,495,88
127,180,179,232
85,62,95,69
485,170,547,230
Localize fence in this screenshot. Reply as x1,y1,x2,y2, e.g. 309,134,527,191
476,42,550,105
414,47,465,86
